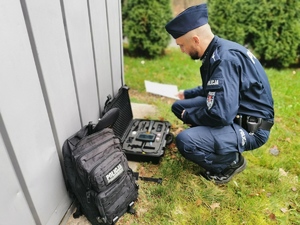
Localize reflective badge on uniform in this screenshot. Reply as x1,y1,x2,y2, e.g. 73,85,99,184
239,129,246,146
207,91,215,110
207,79,219,86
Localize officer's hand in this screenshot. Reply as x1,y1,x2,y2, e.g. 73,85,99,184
176,90,185,100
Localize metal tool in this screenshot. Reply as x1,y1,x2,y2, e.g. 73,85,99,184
136,121,156,142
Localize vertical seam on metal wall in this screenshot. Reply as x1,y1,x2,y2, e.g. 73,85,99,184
19,1,51,224
87,0,101,116
0,112,41,224
105,0,115,96
60,0,83,127
118,0,125,86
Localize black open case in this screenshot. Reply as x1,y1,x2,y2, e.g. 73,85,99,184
103,85,172,163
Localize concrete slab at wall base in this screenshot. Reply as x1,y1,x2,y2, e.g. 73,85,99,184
60,103,157,225
131,102,158,119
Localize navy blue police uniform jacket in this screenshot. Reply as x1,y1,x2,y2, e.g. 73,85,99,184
182,36,274,127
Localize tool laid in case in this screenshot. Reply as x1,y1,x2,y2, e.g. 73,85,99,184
103,85,173,163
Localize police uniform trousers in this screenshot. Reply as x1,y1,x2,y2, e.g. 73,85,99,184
172,96,270,173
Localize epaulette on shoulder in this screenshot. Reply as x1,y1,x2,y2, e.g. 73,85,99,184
210,49,220,64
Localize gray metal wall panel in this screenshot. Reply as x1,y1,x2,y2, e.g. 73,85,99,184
89,0,113,112
0,0,124,224
63,0,100,124
0,0,70,224
0,133,36,225
24,0,78,224
25,0,81,156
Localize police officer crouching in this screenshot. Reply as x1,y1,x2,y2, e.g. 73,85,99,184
165,4,274,184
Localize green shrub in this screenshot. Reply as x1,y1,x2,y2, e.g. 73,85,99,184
122,0,172,58
208,0,300,68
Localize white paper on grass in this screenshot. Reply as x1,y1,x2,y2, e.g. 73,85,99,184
144,80,179,99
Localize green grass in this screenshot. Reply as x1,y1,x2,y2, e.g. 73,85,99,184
120,48,300,225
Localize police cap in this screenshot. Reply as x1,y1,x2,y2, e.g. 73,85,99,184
165,4,208,39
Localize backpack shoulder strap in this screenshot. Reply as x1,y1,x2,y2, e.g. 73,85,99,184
133,172,163,184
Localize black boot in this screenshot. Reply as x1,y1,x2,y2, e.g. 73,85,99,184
201,153,247,184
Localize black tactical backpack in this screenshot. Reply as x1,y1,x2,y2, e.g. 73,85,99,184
62,109,138,225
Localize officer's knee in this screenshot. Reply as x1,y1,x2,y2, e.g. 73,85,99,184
175,131,192,155
171,101,178,112
171,101,182,119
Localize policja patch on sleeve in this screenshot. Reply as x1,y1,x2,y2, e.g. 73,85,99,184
207,91,215,110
